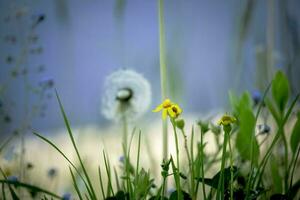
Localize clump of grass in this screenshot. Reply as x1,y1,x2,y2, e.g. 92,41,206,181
1,69,299,200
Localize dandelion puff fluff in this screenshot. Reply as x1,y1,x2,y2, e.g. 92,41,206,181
101,69,151,122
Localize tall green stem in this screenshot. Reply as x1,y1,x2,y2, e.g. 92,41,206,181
217,127,229,200
200,129,207,200
158,0,168,161
228,134,234,200
171,120,183,200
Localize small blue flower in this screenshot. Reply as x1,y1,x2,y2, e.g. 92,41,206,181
47,167,57,178
39,77,54,89
7,176,18,182
62,192,71,200
119,155,125,163
257,124,271,135
252,90,262,106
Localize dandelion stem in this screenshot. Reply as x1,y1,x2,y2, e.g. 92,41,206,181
122,114,128,157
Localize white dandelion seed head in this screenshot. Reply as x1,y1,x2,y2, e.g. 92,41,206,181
101,69,151,122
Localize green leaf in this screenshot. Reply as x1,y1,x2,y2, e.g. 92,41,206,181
196,166,238,189
238,92,253,110
169,190,192,200
288,179,300,199
290,112,300,154
270,194,288,200
270,155,283,193
229,91,252,115
265,98,280,124
105,191,129,200
236,108,259,165
272,71,290,113
148,196,168,200
134,169,153,199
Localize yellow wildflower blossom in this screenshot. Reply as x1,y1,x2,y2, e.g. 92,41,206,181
153,98,182,119
218,114,236,126
168,104,182,118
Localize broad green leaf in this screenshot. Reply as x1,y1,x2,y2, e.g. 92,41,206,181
270,155,282,193
265,98,280,124
290,112,300,154
236,108,259,165
272,71,290,113
229,91,252,116
238,92,252,111
196,166,238,189
169,190,191,200
229,90,239,114
288,179,300,199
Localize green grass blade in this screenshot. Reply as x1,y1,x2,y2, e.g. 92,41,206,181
103,151,114,197
69,167,84,200
255,82,271,120
0,180,61,199
55,90,97,199
0,133,17,153
135,131,141,179
98,166,106,199
32,131,93,199
113,167,120,192
134,131,142,198
0,168,19,200
283,94,299,124
2,183,6,200
289,146,300,193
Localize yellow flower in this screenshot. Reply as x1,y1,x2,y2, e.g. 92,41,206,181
153,99,182,119
218,114,236,126
168,104,182,118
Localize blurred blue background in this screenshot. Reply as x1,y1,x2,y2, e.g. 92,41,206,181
0,0,299,136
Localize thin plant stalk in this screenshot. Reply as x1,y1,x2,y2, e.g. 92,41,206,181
217,127,230,200
122,113,128,159
179,128,193,196
158,0,168,161
200,128,207,200
171,119,182,200
289,146,300,194
228,135,234,200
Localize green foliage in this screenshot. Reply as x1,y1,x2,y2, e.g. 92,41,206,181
290,112,300,154
196,166,238,189
169,190,191,200
133,169,154,199
272,71,290,113
235,102,259,165
229,91,252,116
19,70,297,200
105,191,129,200
0,180,62,199
270,155,283,193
